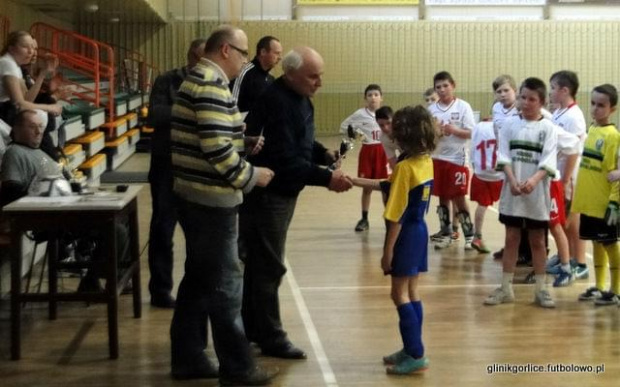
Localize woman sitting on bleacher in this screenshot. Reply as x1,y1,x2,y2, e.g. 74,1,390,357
0,31,63,160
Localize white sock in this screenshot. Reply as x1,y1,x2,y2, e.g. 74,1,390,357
501,272,514,291
535,274,546,292
561,263,571,274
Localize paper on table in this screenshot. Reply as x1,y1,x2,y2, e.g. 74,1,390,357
18,196,81,204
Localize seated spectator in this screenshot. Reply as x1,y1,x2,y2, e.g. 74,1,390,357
1,31,63,160
1,110,129,292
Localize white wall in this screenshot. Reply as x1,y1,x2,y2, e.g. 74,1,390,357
166,0,620,22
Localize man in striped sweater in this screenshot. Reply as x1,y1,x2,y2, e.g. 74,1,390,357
169,25,277,386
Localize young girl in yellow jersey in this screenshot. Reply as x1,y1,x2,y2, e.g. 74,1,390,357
572,84,620,305
349,105,436,374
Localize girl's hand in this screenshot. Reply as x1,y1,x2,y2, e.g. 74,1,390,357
40,53,59,74
381,253,392,275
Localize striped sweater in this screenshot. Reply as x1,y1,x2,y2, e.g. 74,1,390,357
170,58,257,208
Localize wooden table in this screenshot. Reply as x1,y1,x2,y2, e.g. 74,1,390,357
4,186,142,360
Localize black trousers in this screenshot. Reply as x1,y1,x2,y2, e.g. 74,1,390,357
239,188,297,349
147,155,178,298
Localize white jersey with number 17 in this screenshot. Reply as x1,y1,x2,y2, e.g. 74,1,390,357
470,121,503,182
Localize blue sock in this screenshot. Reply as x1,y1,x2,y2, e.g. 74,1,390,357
411,300,423,333
397,303,424,358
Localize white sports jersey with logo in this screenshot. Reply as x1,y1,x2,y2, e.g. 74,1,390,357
552,104,586,183
340,108,382,145
491,101,519,137
470,121,503,182
428,98,475,166
497,116,558,221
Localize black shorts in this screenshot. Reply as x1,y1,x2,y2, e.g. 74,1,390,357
499,214,549,230
579,214,618,243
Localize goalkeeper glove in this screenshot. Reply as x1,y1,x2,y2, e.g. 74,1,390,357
604,201,619,226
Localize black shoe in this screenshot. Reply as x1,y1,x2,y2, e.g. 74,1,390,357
493,248,504,260
151,294,176,308
77,276,104,293
261,342,307,360
220,366,279,386
171,359,219,380
355,218,369,232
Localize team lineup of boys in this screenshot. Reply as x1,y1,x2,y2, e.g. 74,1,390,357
341,69,620,374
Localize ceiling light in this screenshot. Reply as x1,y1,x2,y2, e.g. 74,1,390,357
84,2,99,13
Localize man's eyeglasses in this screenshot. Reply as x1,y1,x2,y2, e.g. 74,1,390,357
228,43,249,58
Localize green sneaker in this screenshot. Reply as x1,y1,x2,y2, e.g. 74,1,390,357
386,355,429,375
471,237,490,254
383,349,408,365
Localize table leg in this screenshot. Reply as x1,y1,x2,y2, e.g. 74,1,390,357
48,238,58,320
106,220,119,359
129,204,141,318
11,229,23,360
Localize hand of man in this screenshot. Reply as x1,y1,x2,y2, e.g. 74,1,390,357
324,149,340,166
328,169,352,193
604,201,619,226
255,167,274,187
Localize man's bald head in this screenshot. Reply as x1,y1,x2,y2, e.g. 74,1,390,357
282,47,324,98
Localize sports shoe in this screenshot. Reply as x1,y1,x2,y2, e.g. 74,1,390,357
451,230,460,241
573,264,589,280
464,235,474,251
355,218,369,232
578,287,602,301
430,230,444,242
523,270,536,284
534,289,556,308
552,269,574,287
484,287,515,305
545,254,560,271
383,349,408,365
546,263,565,276
432,234,452,249
594,291,619,306
386,355,429,375
471,237,490,254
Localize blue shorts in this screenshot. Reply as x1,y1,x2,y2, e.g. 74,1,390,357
390,220,428,277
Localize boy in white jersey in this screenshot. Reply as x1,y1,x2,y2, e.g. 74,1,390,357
423,88,439,107
485,78,560,308
425,87,460,242
491,75,519,137
377,106,398,171
469,121,503,253
341,84,388,232
546,70,589,280
428,71,475,250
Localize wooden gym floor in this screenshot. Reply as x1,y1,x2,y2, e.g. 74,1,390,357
0,137,618,386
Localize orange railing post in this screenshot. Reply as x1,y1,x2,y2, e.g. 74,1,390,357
30,22,116,122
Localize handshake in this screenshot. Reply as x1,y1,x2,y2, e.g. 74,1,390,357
328,169,353,193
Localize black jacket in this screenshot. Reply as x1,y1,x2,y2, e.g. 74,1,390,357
245,77,331,197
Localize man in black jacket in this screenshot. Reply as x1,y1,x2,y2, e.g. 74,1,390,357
146,39,206,308
230,35,282,114
240,46,352,360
